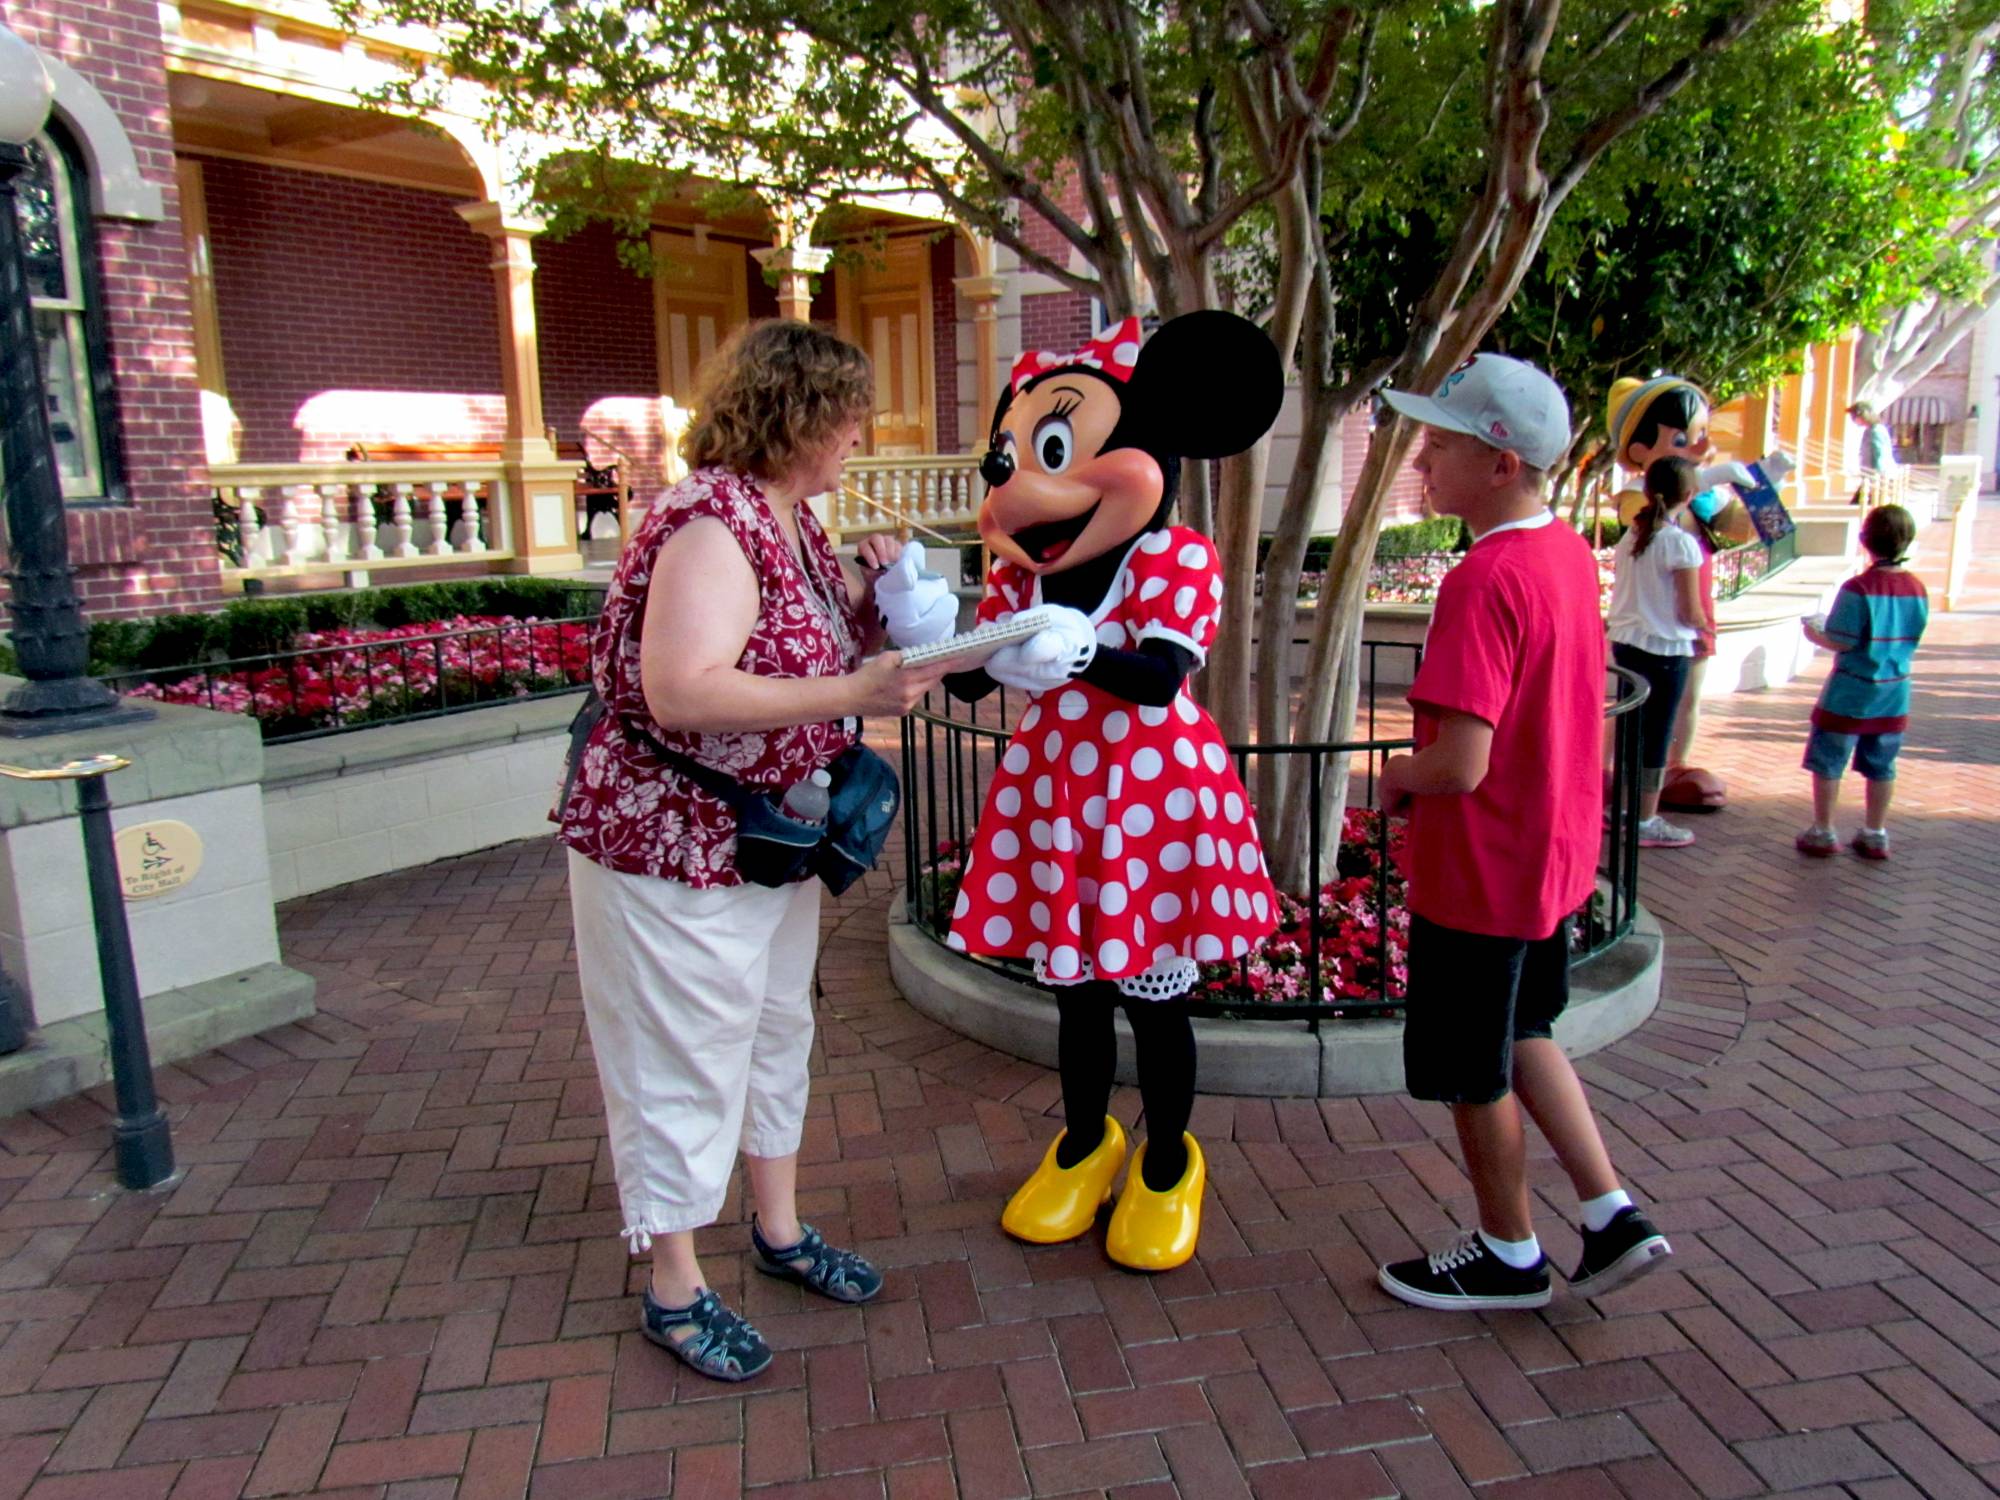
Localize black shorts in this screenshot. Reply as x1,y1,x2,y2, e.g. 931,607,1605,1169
1402,914,1570,1105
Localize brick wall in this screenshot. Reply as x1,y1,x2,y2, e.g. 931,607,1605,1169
929,235,959,452
198,157,503,463
1,0,220,619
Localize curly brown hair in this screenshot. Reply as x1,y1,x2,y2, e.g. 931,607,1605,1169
680,320,874,481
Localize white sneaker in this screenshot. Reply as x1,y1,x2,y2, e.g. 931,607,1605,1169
1637,816,1695,849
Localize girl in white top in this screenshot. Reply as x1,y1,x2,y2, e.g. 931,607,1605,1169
1607,457,1709,846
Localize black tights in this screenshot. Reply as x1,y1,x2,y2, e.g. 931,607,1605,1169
1052,982,1196,1191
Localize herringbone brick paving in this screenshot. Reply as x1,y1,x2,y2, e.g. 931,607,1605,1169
0,508,1995,1498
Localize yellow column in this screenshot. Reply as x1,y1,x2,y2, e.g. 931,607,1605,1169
751,244,833,324
456,202,582,573
953,274,1005,448
1823,335,1857,492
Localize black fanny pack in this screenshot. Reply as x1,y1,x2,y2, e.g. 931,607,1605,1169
561,692,899,895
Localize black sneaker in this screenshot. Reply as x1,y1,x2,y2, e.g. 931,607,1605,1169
1378,1229,1552,1311
1568,1206,1671,1298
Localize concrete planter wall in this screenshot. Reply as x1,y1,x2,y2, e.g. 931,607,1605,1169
888,898,1664,1098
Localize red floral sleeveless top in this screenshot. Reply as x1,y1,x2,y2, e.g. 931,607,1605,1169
554,466,863,887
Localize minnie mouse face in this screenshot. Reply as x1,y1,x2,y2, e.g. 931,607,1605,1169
975,312,1284,578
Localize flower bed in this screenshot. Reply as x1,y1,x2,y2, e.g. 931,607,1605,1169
118,615,592,740
918,808,1412,1012
1292,550,1619,610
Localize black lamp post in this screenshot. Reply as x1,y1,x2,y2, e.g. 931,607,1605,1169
0,21,148,737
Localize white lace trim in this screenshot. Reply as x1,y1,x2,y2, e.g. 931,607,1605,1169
1032,952,1199,1001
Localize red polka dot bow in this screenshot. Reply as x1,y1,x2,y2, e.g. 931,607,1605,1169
1010,316,1144,394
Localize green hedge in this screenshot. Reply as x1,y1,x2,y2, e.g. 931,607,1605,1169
55,578,604,679
1259,517,1471,575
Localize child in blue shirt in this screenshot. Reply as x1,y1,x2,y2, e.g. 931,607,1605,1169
1797,505,1928,860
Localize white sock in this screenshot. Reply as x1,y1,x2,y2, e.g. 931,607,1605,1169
1863,826,1886,837
1581,1189,1632,1232
1477,1227,1542,1269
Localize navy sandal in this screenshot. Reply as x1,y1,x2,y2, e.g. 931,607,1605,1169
639,1286,772,1382
751,1219,885,1304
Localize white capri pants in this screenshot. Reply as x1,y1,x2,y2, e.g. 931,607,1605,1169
567,849,821,1249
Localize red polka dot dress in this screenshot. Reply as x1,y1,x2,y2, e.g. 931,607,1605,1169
948,527,1279,999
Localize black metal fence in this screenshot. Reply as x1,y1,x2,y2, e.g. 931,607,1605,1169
98,615,596,744
899,646,1648,1020
1715,529,1799,602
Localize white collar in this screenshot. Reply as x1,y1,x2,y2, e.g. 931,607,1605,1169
1470,508,1554,545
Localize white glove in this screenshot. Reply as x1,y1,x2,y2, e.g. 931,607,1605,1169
1696,460,1757,491
874,542,957,647
983,604,1098,691
1756,450,1796,484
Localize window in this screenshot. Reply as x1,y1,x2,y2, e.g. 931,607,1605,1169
14,123,120,500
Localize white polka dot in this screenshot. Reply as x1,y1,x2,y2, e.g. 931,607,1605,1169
990,829,1020,861
1132,747,1163,781
1173,739,1199,769
1096,622,1126,649
1173,585,1197,618
1231,935,1250,958
1121,805,1155,837
1102,826,1124,859
1151,892,1183,923
1098,938,1130,972
1211,887,1231,918
1138,705,1169,727
1121,571,1137,595
1066,905,1081,934
1164,788,1196,821
995,786,1022,818
1106,767,1125,800
1132,916,1146,947
1234,889,1252,920
1082,796,1108,829
947,932,968,951
1252,891,1269,923
1220,840,1236,871
1052,818,1076,853
1049,946,1080,979
1224,792,1244,824
1176,697,1199,725
1099,882,1128,916
1033,774,1054,808
1019,705,1041,732
953,890,971,919
1154,943,1179,964
1043,730,1062,761
1125,858,1149,890
1003,744,1030,774
1141,532,1173,555
1195,834,1217,866
984,916,1012,945
1209,575,1224,599
1027,941,1047,962
1239,840,1259,871
1032,862,1059,893
1195,934,1224,960
1030,901,1050,930
1177,542,1208,569
1202,744,1227,774
1070,741,1099,777
1029,820,1052,851
1159,841,1192,872
1139,576,1169,602
1112,340,1140,368
1058,690,1089,720
987,872,1017,903
1199,787,1218,819
1102,711,1131,743
1078,877,1100,906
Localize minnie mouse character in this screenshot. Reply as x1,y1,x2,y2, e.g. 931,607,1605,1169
936,310,1284,1271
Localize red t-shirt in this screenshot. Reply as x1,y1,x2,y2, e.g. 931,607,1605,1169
1404,517,1607,941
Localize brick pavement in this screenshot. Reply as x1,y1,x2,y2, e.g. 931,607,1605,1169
0,506,1995,1497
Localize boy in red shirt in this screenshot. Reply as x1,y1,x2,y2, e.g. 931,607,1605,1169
1373,354,1671,1310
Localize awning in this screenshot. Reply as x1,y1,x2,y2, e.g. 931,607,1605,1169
1884,394,1959,427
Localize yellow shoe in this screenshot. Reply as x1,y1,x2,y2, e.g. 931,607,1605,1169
1000,1117,1127,1245
1105,1134,1205,1273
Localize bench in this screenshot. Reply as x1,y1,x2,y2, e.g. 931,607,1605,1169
346,441,629,542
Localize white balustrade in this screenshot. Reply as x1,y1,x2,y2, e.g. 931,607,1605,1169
353,484,384,562
837,454,983,542
389,483,417,557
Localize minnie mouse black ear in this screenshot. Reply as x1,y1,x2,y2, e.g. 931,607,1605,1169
1126,311,1285,460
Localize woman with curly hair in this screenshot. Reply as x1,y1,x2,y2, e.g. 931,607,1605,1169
555,320,952,1381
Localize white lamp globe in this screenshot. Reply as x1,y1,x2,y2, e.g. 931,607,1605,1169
0,23,56,147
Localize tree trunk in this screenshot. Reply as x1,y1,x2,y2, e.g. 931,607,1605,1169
1207,441,1268,747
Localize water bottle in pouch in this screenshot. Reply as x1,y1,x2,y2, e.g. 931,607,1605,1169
782,769,832,829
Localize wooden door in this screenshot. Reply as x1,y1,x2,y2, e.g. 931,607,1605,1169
652,230,749,406
840,238,934,455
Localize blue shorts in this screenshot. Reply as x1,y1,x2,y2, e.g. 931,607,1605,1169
1803,726,1902,781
